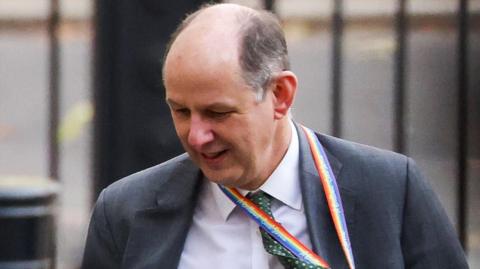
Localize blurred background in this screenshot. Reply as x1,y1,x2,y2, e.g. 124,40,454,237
0,0,478,268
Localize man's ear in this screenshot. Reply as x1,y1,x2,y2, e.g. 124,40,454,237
271,71,297,119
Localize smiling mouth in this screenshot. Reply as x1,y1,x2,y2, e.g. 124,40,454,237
201,150,228,160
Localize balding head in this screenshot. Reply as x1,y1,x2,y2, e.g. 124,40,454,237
163,3,290,100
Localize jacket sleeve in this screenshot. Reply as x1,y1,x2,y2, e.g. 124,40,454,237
400,158,469,268
81,189,121,269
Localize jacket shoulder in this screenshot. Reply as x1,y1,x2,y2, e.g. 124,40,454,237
316,133,407,166
100,153,194,212
315,133,413,196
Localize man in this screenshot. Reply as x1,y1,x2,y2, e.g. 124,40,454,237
82,3,468,269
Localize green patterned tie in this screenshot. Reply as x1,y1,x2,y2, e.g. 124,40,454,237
249,191,327,269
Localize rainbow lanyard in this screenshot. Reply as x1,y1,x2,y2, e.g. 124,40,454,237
219,126,355,269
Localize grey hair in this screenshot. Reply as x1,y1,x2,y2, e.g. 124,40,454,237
163,4,290,101
237,10,290,101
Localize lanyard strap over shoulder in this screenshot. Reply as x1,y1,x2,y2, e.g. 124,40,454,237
301,125,355,269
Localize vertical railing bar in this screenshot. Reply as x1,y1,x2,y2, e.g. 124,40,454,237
264,0,275,12
47,0,60,268
331,0,344,137
48,0,60,181
457,0,469,251
393,0,407,154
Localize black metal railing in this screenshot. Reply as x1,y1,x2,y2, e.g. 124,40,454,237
48,0,60,181
331,0,344,138
394,0,408,154
457,0,470,249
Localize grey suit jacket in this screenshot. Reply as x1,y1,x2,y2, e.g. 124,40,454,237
82,125,468,268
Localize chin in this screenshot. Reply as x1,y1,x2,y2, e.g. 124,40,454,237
202,171,239,187
203,173,230,185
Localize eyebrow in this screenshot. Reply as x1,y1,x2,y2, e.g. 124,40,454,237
165,98,182,108
206,103,236,111
166,98,236,110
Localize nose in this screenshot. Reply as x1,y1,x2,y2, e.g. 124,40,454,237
187,116,214,150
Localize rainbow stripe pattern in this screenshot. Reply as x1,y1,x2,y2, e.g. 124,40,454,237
219,186,330,268
301,125,356,269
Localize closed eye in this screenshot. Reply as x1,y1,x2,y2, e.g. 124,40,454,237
174,108,191,117
205,110,232,120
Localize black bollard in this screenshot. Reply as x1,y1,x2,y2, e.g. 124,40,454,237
0,177,59,269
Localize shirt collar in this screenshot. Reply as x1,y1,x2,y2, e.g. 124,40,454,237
210,121,301,221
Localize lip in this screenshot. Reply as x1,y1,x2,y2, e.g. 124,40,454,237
200,149,228,167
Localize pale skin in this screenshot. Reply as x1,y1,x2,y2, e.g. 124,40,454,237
164,4,298,190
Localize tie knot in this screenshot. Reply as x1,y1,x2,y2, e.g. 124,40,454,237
249,191,272,214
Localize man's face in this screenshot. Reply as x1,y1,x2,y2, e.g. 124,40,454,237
165,54,280,189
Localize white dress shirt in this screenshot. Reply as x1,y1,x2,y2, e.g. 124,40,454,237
178,122,313,269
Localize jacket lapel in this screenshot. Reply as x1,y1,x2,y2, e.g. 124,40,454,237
122,160,203,269
296,124,356,269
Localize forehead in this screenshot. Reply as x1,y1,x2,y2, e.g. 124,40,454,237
164,47,254,110
164,59,252,106
164,34,246,95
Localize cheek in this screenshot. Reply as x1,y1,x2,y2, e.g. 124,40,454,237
234,128,260,159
